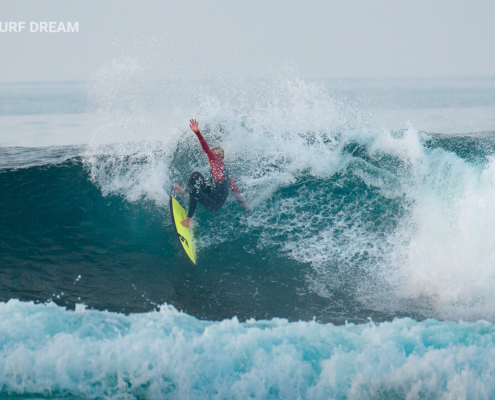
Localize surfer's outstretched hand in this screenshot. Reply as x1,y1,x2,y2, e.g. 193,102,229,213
173,184,185,196
189,119,199,133
242,202,250,211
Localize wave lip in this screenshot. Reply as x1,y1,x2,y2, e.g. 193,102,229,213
1,300,495,399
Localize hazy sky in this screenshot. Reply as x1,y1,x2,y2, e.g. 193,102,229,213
1,0,494,82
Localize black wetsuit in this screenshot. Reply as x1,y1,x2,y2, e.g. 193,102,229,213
187,170,229,218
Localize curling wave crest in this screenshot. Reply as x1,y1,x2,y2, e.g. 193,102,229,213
80,62,495,321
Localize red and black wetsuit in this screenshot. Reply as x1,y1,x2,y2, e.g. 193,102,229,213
187,129,243,218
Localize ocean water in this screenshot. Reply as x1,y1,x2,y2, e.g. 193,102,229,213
1,73,495,399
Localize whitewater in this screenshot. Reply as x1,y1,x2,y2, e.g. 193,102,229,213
1,64,495,398
2,300,495,399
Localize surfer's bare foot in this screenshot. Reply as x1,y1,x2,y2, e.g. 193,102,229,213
173,184,185,196
180,217,192,227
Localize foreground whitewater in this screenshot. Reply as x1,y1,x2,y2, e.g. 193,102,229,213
2,299,494,399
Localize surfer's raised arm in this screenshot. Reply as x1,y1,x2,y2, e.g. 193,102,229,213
189,118,216,161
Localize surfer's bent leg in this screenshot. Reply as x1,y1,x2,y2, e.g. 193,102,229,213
187,172,225,218
199,180,228,212
187,171,206,218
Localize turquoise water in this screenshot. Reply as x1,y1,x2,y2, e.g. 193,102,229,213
1,77,495,398
2,300,495,399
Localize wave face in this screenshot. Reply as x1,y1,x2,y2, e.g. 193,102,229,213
3,77,495,322
1,300,495,400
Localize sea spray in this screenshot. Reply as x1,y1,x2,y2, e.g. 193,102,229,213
77,57,495,321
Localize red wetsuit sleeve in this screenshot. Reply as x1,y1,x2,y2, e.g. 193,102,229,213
193,129,216,161
193,129,225,182
229,177,245,202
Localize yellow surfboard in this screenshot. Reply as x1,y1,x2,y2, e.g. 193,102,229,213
169,195,196,264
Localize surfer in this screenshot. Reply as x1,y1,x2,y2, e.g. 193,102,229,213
173,119,249,227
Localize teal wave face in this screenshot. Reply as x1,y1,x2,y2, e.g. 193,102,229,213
0,156,399,323
3,128,495,322
1,300,495,399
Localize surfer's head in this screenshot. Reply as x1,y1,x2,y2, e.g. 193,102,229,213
211,147,225,160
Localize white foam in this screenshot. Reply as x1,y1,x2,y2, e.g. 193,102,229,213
382,153,495,320
1,300,495,399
